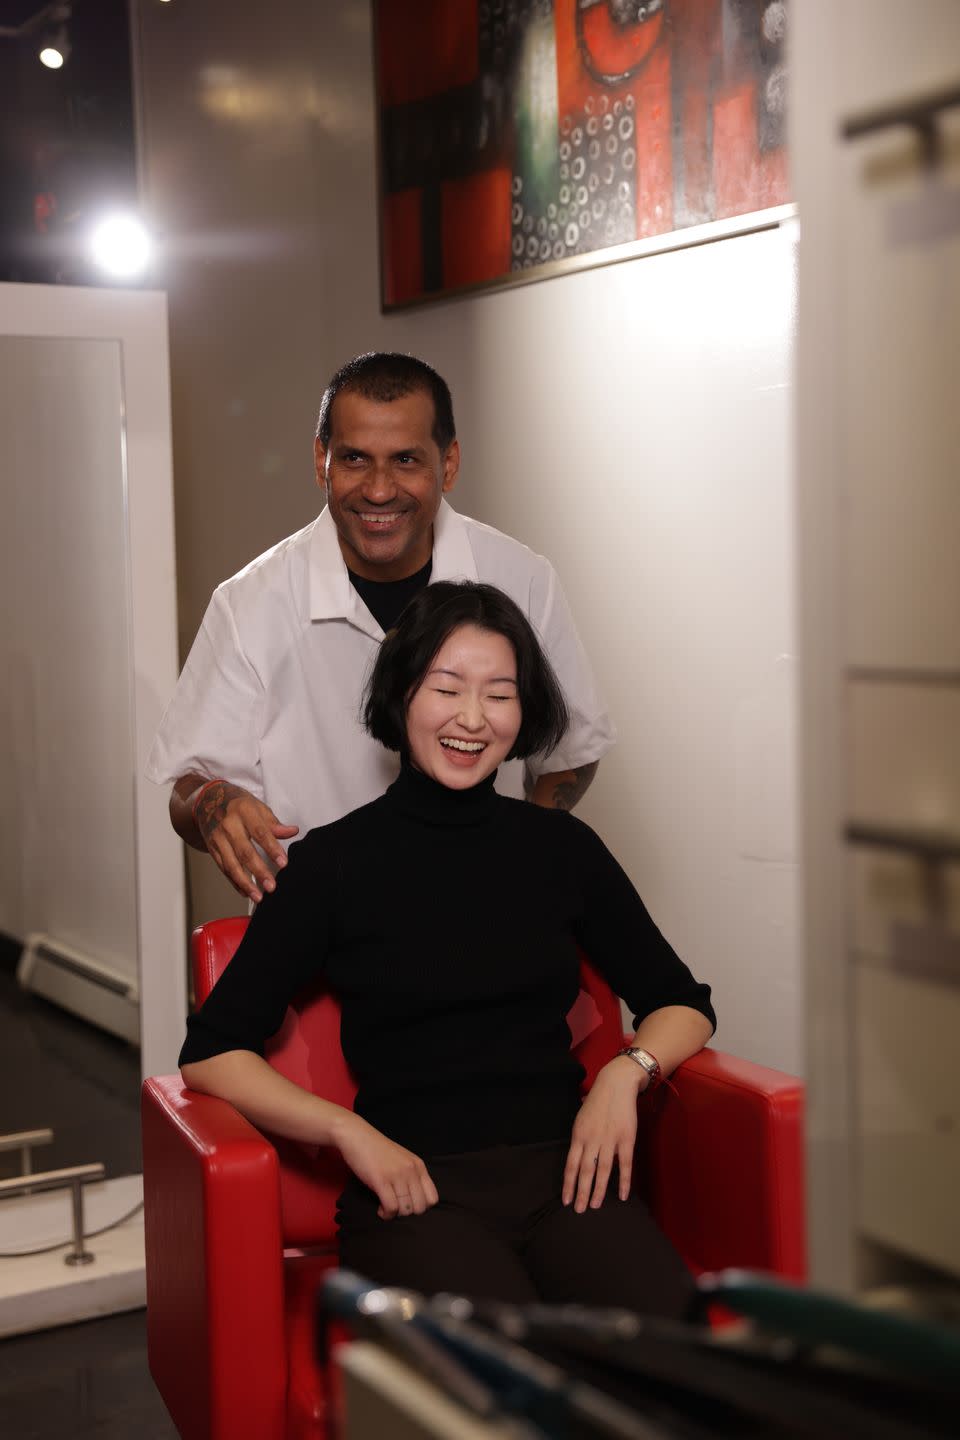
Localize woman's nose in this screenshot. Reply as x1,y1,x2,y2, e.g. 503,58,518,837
457,698,485,731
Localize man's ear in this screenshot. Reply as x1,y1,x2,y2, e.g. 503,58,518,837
313,436,328,492
441,438,461,494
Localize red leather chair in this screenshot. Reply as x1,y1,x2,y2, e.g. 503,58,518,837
143,918,805,1440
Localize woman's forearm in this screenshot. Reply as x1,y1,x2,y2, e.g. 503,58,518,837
622,1004,715,1080
181,1050,355,1148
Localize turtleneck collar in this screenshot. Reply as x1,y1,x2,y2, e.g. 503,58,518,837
386,761,500,827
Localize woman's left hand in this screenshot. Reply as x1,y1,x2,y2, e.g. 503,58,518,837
562,1057,646,1213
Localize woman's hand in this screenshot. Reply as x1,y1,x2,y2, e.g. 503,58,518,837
334,1113,439,1221
562,1057,646,1213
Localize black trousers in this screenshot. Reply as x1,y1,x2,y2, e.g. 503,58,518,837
336,1139,695,1320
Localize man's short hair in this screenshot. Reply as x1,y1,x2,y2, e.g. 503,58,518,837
363,581,569,762
316,352,456,453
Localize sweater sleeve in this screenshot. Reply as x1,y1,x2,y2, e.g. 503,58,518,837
178,830,333,1065
565,815,716,1034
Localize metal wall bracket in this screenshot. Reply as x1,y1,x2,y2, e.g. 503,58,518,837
840,81,960,167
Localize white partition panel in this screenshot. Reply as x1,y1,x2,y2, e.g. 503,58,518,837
0,284,185,1079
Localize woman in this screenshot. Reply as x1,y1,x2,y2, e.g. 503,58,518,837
180,582,715,1317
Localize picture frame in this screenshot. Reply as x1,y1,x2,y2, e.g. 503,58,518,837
375,0,792,310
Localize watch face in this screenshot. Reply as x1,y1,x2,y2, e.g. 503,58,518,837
633,1049,659,1076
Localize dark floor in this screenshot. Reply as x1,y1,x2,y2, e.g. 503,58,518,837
0,944,162,1432
0,1309,178,1439
0,949,142,1180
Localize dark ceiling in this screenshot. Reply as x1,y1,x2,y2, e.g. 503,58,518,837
0,2,62,29
0,0,137,283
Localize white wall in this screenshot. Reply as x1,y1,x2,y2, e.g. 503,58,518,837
137,0,800,1074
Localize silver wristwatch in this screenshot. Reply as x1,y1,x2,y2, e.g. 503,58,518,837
617,1046,661,1087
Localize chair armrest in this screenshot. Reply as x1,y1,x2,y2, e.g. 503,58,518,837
142,1075,287,1440
636,1046,806,1282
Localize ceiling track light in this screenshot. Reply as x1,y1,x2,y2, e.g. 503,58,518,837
38,3,72,70
0,2,72,69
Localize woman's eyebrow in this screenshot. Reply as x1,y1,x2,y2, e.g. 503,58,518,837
427,668,517,685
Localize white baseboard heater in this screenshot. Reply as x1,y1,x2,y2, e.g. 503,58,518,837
17,933,140,1046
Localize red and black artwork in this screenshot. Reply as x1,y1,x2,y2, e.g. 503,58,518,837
375,0,789,307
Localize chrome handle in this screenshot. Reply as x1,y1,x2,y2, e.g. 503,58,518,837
0,1127,54,1182
0,1162,105,1266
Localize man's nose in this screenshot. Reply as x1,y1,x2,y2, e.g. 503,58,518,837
362,462,397,501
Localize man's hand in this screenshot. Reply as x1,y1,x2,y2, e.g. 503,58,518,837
171,774,299,903
334,1112,439,1220
562,1056,646,1213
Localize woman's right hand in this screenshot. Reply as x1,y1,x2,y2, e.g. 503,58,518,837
334,1113,439,1220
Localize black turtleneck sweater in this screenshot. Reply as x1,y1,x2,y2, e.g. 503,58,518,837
180,766,715,1156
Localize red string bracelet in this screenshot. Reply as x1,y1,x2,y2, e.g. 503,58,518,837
191,777,227,826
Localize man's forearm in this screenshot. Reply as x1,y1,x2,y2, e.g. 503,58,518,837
527,761,598,811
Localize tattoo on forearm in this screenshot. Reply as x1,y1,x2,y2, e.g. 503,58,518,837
550,761,598,812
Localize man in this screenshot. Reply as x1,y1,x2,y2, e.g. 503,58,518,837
147,353,615,902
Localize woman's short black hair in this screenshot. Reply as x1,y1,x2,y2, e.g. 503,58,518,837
363,581,569,762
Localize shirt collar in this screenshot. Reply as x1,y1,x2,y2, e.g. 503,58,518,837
307,499,478,638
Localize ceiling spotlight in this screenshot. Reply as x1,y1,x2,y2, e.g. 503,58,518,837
39,28,69,68
89,213,153,279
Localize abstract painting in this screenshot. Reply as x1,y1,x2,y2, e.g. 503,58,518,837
375,0,790,307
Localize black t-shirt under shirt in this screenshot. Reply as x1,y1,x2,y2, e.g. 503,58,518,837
348,557,433,633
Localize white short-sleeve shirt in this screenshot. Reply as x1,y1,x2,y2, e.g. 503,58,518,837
146,501,615,836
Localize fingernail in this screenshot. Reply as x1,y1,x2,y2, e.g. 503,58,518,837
264,878,275,892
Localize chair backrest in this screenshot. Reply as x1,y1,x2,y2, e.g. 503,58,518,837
191,918,625,1247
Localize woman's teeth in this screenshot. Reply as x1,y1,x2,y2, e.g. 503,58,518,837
440,738,486,752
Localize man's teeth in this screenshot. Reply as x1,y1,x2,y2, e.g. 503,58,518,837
440,738,486,753
360,512,400,524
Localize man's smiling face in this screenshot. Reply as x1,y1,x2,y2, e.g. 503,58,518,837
315,388,460,581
